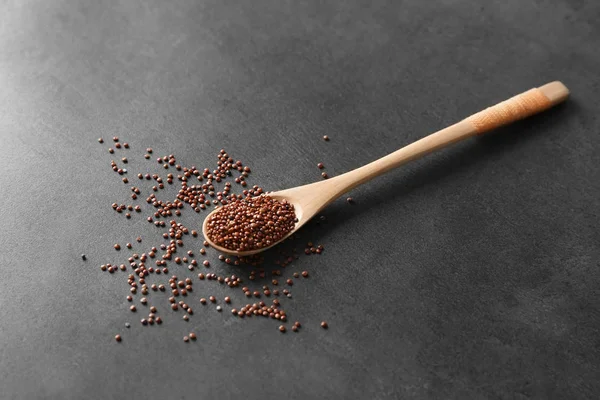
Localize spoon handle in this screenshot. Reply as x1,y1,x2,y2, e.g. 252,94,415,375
328,81,569,195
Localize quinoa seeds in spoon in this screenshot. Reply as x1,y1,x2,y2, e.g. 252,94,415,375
204,195,297,252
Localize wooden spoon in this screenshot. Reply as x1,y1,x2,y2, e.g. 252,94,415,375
203,81,569,256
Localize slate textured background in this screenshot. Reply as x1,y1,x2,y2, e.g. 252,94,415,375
1,1,599,399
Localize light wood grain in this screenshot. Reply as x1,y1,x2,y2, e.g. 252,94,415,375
203,81,569,255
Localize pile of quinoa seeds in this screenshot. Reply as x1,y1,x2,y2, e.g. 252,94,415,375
95,137,329,343
205,195,297,251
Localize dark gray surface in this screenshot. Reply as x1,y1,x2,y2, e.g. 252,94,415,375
1,1,599,399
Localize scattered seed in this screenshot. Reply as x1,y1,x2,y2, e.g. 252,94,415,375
279,325,286,333
100,147,324,339
323,135,329,141
321,321,328,329
115,334,122,342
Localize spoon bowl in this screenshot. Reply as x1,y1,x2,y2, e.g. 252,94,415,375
201,182,327,256
203,81,569,256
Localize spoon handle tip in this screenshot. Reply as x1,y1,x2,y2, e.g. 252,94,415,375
466,81,569,135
